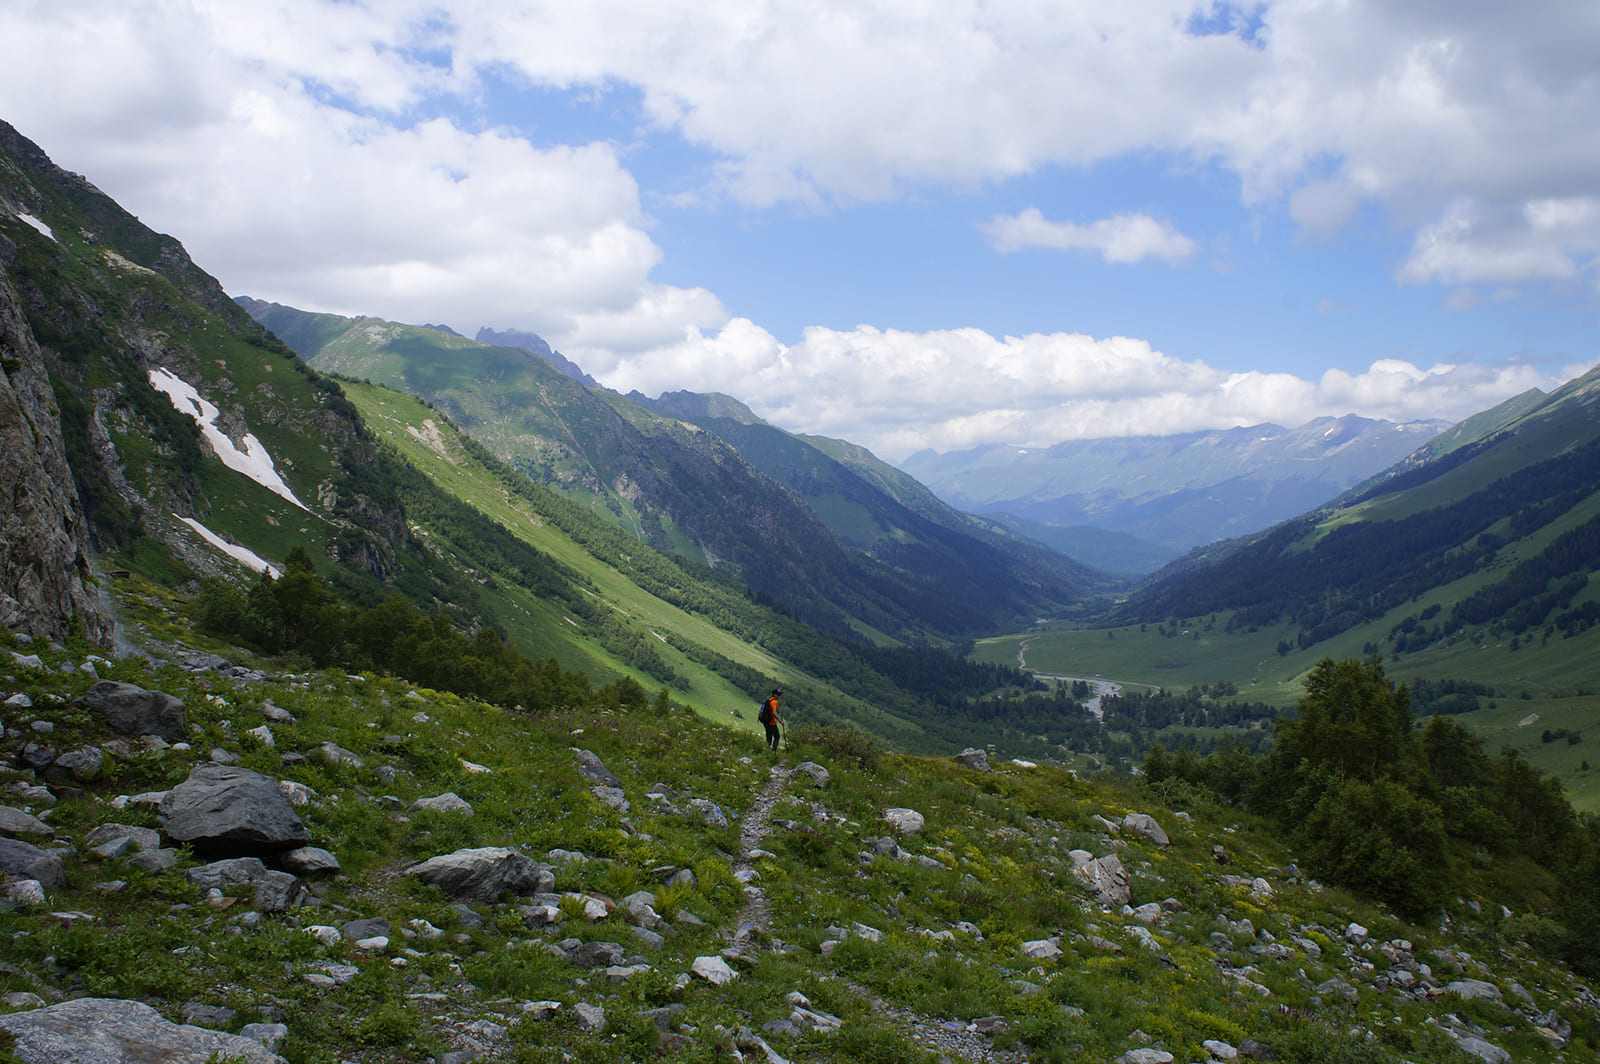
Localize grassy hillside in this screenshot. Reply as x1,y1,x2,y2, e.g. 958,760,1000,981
2,606,1597,1064
243,300,1105,642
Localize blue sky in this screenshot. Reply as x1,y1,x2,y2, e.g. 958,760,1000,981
3,0,1597,461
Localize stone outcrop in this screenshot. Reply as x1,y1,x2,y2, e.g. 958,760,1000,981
0,997,286,1063
0,261,112,646
86,681,187,741
1072,850,1131,906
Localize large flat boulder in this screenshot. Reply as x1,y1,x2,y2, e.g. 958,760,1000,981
85,681,186,741
158,764,310,855
0,997,285,1063
407,847,554,901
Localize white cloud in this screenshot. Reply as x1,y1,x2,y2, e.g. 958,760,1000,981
3,0,1596,466
1398,197,1600,287
596,321,1580,462
0,0,723,349
981,208,1198,265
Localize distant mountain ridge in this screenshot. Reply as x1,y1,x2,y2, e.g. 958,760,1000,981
240,299,1114,640
901,415,1448,560
1116,361,1600,659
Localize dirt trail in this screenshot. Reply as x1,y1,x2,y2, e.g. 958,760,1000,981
731,763,792,941
732,764,1022,1063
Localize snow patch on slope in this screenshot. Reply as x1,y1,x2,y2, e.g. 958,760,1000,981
148,367,310,511
176,516,281,578
16,213,54,241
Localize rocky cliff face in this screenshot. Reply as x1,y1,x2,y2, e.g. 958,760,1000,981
0,256,112,645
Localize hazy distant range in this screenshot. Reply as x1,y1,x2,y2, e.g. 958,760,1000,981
899,416,1446,575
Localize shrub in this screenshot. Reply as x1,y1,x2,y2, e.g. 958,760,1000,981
789,723,882,771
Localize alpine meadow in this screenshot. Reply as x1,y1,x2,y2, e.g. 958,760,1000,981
4,29,1600,1064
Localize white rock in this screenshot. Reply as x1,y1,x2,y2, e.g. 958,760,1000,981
1021,938,1063,961
692,955,737,985
411,792,474,815
883,808,925,834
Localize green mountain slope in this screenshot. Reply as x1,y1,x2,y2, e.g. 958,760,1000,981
240,299,1104,641
633,391,1120,621
1116,362,1600,654
0,120,1032,754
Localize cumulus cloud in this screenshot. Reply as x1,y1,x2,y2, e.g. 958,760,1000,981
1398,197,1600,287
595,321,1581,463
2,0,1594,465
981,208,1198,264
0,0,721,347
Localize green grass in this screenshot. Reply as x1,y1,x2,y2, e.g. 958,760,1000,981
2,613,1598,1064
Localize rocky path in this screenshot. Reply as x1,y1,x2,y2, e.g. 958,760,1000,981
733,763,1022,1063
732,762,792,942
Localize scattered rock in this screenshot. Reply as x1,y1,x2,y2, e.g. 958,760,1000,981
1074,852,1131,906
954,747,990,771
84,823,159,853
313,742,363,768
883,808,925,834
1122,812,1170,847
573,749,621,786
692,955,737,985
793,761,830,788
592,786,630,813
1456,1036,1511,1064
1446,979,1502,1002
411,792,473,815
0,806,53,838
407,847,553,901
280,846,341,875
1118,1050,1174,1064
1021,937,1063,961
686,797,727,828
0,838,64,888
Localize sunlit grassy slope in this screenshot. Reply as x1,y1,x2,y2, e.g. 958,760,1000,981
343,380,924,740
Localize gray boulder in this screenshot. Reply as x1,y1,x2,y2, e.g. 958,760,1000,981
85,823,160,853
954,747,990,771
794,761,831,788
411,792,473,815
85,681,186,741
0,806,53,838
187,857,269,890
0,997,285,1063
45,745,109,784
1457,1036,1511,1064
281,846,341,874
252,870,305,913
1446,979,1503,1002
686,798,727,828
408,847,554,901
1074,852,1130,906
574,749,621,786
0,837,65,888
1122,813,1170,847
159,764,311,855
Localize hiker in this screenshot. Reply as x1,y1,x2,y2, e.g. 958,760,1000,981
759,689,782,752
